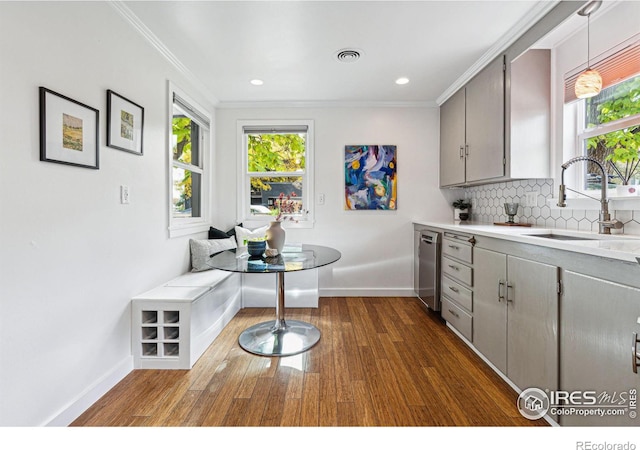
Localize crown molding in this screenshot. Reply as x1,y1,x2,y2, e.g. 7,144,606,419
436,0,561,106
216,100,437,109
108,0,219,105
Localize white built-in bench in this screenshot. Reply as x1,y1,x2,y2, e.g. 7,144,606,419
131,268,319,369
131,270,241,369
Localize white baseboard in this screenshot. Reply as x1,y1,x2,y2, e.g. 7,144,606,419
319,287,415,297
45,355,133,427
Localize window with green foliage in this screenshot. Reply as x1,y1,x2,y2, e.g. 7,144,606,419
169,85,211,237
580,75,640,189
172,116,200,217
238,121,314,225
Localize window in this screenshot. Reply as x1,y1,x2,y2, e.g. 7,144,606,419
169,84,212,237
578,75,640,190
564,37,640,193
237,120,314,227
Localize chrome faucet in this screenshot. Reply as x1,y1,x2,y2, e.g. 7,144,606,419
558,156,623,234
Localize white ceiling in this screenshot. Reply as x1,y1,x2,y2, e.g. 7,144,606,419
120,0,557,106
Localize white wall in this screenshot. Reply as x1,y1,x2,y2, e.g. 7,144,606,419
0,2,213,426
0,1,450,427
216,106,451,297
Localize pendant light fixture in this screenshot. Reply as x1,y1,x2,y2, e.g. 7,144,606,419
575,1,603,99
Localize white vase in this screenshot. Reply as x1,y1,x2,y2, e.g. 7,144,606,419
266,221,285,253
615,185,638,197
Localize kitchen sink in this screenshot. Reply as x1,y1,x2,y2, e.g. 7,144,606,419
524,233,597,241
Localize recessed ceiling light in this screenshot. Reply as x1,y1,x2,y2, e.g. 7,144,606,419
395,77,410,85
250,79,264,86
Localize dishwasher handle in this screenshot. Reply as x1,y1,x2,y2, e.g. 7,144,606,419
420,232,440,245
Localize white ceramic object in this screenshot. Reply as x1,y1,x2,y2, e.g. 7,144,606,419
616,185,638,197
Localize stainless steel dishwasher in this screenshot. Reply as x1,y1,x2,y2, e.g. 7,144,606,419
417,230,441,312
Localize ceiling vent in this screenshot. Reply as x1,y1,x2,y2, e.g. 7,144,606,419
334,48,363,63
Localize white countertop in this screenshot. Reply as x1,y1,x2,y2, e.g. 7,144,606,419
414,221,640,264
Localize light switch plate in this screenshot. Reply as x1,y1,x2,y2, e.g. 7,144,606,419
120,185,130,204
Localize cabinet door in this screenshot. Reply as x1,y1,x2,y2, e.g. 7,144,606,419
465,56,505,183
439,88,466,187
473,248,507,374
506,255,558,393
561,271,640,426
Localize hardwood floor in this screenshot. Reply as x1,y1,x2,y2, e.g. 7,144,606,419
72,297,547,427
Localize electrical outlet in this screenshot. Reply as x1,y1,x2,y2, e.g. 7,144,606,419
120,185,130,204
524,191,538,207
318,193,325,205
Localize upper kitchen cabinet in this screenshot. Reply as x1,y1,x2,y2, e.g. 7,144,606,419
440,56,504,187
439,86,466,186
439,49,551,188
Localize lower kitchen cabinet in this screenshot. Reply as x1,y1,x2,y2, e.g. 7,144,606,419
474,248,559,393
560,271,640,426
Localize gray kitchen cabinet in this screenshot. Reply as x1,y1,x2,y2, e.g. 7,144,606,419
439,49,550,187
439,88,466,187
440,232,475,341
464,55,505,183
560,271,640,426
474,248,558,393
473,248,508,372
439,56,504,187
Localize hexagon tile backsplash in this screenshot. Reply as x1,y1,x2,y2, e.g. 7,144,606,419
464,178,640,235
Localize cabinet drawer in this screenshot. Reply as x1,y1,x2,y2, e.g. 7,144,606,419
442,237,473,264
441,275,473,311
442,256,473,287
441,296,473,342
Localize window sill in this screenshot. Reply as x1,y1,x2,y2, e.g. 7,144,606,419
241,219,315,230
548,195,640,210
169,222,210,238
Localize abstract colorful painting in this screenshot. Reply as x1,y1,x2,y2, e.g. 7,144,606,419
344,145,397,210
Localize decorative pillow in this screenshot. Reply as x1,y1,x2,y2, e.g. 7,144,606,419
234,225,269,256
208,227,231,239
208,224,242,239
190,237,237,272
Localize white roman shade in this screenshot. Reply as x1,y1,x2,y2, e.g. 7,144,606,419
173,92,210,130
243,125,309,134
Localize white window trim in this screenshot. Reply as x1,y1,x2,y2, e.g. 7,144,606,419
572,99,640,193
168,81,213,238
559,98,640,207
236,119,315,229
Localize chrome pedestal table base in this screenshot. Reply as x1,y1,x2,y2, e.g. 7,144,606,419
238,272,321,356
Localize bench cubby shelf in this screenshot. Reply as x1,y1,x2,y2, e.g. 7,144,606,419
132,271,241,369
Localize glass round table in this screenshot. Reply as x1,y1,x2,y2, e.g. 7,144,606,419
209,244,341,357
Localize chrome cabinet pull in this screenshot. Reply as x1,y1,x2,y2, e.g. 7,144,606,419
465,144,469,157
459,145,464,159
498,280,505,302
448,264,459,271
448,286,459,293
448,309,460,319
506,282,514,303
448,244,459,250
633,333,640,374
